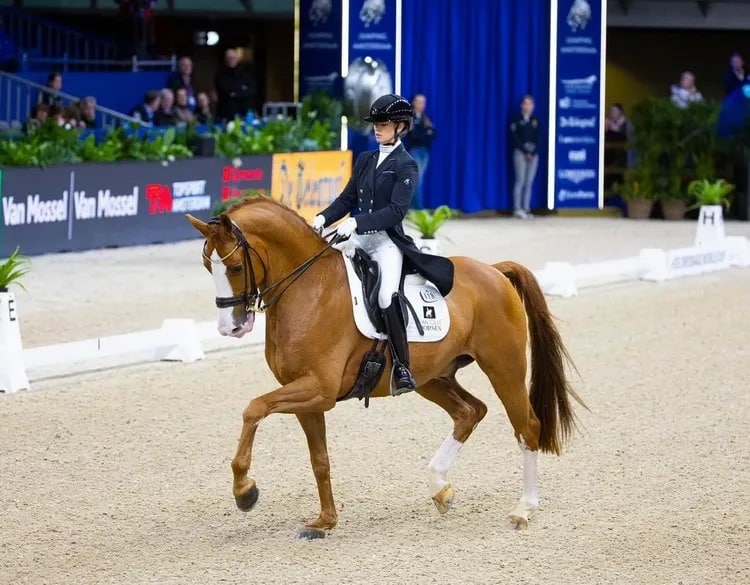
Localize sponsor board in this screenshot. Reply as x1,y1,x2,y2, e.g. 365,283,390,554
270,151,353,222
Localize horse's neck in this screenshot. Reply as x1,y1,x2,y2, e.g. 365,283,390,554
240,209,328,288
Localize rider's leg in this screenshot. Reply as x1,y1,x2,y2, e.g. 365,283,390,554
372,238,416,395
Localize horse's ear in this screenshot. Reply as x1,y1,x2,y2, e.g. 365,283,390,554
185,214,211,237
219,213,234,235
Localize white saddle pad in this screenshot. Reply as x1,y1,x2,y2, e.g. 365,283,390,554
342,253,450,342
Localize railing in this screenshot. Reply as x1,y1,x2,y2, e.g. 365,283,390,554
0,70,146,131
18,52,177,73
0,6,118,69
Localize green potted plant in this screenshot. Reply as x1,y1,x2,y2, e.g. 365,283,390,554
687,178,734,211
611,165,658,219
687,178,734,246
0,246,31,393
404,205,456,255
0,246,31,293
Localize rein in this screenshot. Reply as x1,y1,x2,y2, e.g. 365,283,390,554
204,217,343,314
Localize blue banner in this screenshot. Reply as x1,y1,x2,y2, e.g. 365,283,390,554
299,0,344,98
344,0,400,132
550,0,605,209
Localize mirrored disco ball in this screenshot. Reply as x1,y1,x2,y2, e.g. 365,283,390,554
344,56,394,133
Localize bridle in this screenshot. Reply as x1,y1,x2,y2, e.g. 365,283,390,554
202,217,343,314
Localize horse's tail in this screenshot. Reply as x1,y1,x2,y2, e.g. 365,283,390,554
493,261,587,455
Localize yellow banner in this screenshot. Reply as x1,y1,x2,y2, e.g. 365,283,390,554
270,151,353,222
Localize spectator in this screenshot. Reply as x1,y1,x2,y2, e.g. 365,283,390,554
78,96,98,129
724,52,749,96
405,93,436,209
194,91,215,125
38,70,63,107
509,94,540,220
48,104,67,127
214,48,257,123
166,56,196,109
173,87,194,124
670,71,703,108
154,88,177,126
129,90,161,125
604,103,633,191
23,103,49,133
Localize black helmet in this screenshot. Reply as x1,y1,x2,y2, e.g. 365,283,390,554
363,94,413,130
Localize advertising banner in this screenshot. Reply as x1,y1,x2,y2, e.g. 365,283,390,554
548,0,606,209
299,0,344,98
270,151,353,222
218,156,274,203
0,157,273,257
344,0,401,131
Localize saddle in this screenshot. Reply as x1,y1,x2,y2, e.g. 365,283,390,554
349,248,424,336
339,248,426,408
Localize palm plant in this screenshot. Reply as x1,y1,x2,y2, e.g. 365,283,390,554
404,205,456,239
687,178,735,211
0,246,32,292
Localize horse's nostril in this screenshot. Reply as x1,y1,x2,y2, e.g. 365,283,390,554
231,326,243,334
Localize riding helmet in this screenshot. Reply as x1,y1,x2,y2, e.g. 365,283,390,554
364,94,413,130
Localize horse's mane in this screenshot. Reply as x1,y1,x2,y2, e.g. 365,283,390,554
222,196,326,243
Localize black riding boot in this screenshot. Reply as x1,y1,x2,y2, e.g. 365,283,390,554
382,293,417,396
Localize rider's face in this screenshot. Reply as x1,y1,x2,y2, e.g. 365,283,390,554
373,121,397,144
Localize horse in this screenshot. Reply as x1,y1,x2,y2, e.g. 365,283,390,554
185,197,585,539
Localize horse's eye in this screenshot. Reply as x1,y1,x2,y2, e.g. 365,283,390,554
228,264,243,276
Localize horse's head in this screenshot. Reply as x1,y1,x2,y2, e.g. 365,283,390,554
186,212,264,338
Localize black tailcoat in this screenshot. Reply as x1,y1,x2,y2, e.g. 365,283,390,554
320,144,455,297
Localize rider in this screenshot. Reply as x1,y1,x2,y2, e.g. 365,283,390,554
312,93,442,395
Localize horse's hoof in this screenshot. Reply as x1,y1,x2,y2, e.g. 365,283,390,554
297,528,326,540
431,484,456,515
509,514,529,530
235,484,259,511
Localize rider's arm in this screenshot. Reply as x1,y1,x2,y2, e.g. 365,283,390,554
319,153,366,226
353,158,418,234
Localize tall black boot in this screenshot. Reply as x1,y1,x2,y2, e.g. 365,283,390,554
381,293,417,396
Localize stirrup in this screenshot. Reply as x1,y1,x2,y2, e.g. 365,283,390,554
391,364,417,396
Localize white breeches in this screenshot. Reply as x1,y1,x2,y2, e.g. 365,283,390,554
350,232,403,308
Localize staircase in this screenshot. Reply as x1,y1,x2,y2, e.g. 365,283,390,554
0,6,117,72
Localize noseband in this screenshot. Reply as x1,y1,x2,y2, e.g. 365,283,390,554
203,217,343,314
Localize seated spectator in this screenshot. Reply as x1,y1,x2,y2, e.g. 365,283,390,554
671,71,703,108
154,88,178,126
38,70,64,107
173,87,194,124
23,103,49,133
166,56,196,109
48,104,68,127
195,91,215,125
724,52,749,96
129,90,161,125
78,96,98,129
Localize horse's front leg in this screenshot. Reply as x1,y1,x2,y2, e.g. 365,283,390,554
295,412,337,539
230,376,333,513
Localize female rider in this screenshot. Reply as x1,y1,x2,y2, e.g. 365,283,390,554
312,94,454,396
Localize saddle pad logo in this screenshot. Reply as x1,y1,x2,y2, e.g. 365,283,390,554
420,287,438,303
423,306,436,319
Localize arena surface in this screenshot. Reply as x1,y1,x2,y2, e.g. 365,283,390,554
2,216,749,585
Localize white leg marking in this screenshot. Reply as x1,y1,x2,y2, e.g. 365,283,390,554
510,439,539,524
427,434,463,497
211,250,236,335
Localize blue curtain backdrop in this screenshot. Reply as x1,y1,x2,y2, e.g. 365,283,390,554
401,0,551,212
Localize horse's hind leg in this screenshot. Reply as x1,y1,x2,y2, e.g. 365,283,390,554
417,376,488,514
474,341,541,530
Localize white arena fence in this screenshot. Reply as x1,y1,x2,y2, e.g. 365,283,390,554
1,209,749,393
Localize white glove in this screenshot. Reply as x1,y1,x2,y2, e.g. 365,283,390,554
312,215,326,231
336,217,358,238
333,237,357,258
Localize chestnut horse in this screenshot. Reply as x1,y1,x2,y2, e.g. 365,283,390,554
186,197,584,539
